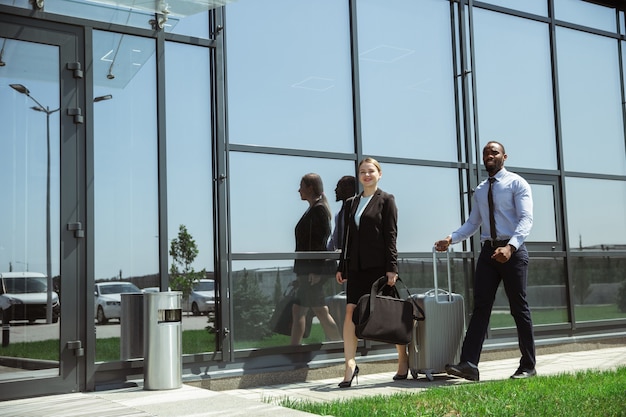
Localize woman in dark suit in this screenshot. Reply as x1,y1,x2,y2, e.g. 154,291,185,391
336,157,407,387
292,173,341,345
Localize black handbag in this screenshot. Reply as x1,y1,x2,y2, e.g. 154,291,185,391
352,276,424,345
270,283,313,337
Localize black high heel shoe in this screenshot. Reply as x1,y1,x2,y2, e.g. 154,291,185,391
338,366,359,388
392,372,408,381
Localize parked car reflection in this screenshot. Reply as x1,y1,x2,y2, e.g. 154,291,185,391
94,281,141,324
183,279,215,316
0,272,60,324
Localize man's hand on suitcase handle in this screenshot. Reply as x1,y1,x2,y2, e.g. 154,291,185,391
434,236,452,252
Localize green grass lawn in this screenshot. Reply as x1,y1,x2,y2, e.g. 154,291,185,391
489,304,625,328
279,367,626,417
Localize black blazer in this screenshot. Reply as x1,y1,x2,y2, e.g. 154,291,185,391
293,199,332,275
339,188,398,274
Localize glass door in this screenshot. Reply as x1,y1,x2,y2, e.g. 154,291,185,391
0,17,86,399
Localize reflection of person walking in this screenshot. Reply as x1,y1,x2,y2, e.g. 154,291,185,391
336,158,406,388
292,173,341,345
327,175,356,251
435,141,536,382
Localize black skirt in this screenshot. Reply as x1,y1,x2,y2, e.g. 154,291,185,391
346,267,386,305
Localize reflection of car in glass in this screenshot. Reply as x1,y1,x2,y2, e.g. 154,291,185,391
183,279,215,316
0,272,60,324
94,281,141,324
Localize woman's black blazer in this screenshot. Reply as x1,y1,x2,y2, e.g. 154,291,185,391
339,188,398,274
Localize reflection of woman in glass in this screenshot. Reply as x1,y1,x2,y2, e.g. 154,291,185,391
336,157,405,388
292,173,341,345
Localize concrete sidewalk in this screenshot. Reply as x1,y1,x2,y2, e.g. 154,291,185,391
223,345,626,405
1,345,625,416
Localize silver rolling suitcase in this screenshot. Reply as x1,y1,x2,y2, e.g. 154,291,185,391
408,247,465,381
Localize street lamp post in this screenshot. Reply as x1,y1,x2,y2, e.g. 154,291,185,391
10,84,59,324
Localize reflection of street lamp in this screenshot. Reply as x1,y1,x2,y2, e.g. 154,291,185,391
94,94,113,102
14,261,29,272
10,83,58,324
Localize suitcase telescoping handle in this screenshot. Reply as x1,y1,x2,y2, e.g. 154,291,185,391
432,245,453,303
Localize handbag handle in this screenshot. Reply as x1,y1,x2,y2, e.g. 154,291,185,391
369,276,425,321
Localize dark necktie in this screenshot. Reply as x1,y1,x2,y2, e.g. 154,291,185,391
488,177,497,240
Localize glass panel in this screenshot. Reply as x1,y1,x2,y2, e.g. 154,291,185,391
473,9,557,170
231,260,341,349
492,258,569,328
93,32,159,361
165,42,213,273
0,39,60,378
475,0,547,16
399,256,469,297
379,165,462,252
169,12,210,38
225,0,353,152
528,183,557,243
165,42,216,352
229,153,354,253
357,0,458,162
565,177,626,250
571,256,626,323
554,0,617,33
556,27,626,175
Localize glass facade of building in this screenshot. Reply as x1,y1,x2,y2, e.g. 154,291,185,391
0,0,624,399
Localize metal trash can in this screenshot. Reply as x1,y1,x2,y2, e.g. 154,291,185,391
143,291,182,390
120,293,144,360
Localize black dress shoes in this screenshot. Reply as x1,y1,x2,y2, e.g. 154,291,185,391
445,361,480,381
510,368,537,379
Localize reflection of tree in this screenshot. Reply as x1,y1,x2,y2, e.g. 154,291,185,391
232,268,273,340
169,224,205,303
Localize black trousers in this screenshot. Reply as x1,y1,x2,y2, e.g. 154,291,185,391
460,242,536,370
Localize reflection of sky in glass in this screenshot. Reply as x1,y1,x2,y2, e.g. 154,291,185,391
0,41,60,276
357,0,457,162
225,0,353,152
476,0,547,16
165,42,214,272
228,158,464,253
566,178,626,248
229,153,354,253
3,0,626,283
473,9,557,170
93,32,159,280
528,184,557,243
554,0,617,32
381,164,462,252
556,27,626,176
